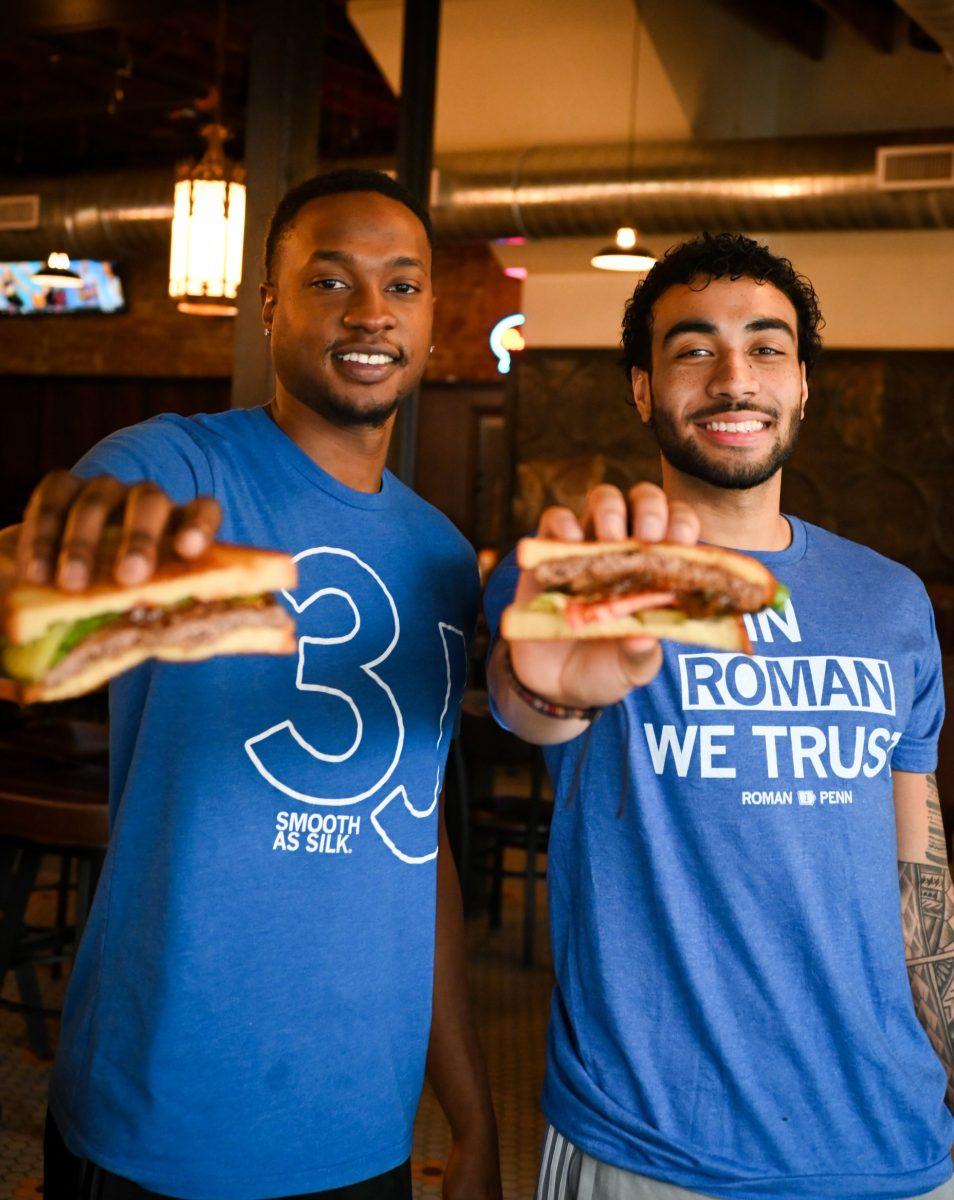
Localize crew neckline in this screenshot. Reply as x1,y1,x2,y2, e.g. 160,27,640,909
748,515,808,566
699,515,807,566
249,406,392,510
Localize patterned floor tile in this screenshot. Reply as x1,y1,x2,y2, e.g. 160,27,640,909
0,859,551,1200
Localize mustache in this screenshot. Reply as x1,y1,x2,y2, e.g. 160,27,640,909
327,340,407,364
690,402,779,422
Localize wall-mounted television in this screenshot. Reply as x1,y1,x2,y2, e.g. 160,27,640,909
0,260,125,315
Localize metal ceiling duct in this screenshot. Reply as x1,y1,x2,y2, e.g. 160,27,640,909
0,130,953,258
893,1,954,58
432,131,954,240
0,168,172,259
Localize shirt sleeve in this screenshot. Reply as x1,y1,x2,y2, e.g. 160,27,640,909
482,549,520,642
892,582,945,774
481,549,521,731
73,414,215,504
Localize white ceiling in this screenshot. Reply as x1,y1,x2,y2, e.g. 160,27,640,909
348,0,954,153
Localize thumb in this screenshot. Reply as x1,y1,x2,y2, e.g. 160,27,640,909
617,637,664,689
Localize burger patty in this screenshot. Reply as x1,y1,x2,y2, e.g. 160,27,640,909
534,549,768,615
44,597,290,686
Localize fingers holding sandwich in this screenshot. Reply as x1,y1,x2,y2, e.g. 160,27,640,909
15,471,222,592
16,470,84,586
627,482,700,546
500,484,695,737
169,497,222,560
59,475,134,589
497,483,784,742
113,488,221,586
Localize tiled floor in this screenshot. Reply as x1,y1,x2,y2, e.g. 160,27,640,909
0,862,552,1200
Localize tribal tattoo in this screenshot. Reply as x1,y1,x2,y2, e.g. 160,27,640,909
900,775,954,1111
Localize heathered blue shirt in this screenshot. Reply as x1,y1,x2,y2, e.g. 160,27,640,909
485,517,951,1200
49,408,479,1199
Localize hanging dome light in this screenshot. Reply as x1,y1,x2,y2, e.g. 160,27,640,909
591,226,657,273
32,252,83,289
591,13,657,275
168,123,246,316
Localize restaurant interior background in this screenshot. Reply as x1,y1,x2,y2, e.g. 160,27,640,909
0,0,953,1195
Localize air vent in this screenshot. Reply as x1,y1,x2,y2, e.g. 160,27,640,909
876,145,954,190
0,194,40,231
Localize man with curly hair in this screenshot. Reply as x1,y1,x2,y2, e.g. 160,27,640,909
484,234,953,1200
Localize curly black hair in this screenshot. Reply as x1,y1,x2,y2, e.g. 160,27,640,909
621,232,824,379
264,168,433,283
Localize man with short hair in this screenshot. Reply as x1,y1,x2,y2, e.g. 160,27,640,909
484,233,953,1200
18,169,500,1200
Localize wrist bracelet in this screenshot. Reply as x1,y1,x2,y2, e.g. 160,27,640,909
504,647,602,722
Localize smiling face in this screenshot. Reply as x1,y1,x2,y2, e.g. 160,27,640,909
262,191,433,429
631,275,809,490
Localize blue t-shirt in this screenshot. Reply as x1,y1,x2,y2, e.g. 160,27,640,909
484,517,951,1200
49,408,479,1200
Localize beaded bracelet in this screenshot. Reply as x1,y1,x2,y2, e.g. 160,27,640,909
504,647,602,722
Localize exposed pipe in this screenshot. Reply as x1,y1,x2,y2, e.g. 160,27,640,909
432,131,954,240
893,0,954,59
1,130,953,258
0,167,172,259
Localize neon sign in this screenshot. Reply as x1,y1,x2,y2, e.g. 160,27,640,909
489,312,526,375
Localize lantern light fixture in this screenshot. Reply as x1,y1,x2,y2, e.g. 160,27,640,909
168,122,246,316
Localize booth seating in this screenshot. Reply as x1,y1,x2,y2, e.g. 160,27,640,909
0,716,109,1058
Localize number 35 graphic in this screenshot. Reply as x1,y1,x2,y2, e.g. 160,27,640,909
245,547,465,864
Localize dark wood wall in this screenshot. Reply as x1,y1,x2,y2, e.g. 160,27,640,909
507,348,954,580
0,237,518,539
0,376,230,528
0,376,504,547
505,347,954,649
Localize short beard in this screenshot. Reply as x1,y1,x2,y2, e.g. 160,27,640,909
307,387,404,430
284,372,417,430
649,394,802,490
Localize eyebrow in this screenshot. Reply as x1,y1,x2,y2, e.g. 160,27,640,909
662,316,796,347
305,249,427,271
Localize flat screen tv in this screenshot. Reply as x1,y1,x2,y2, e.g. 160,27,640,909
0,260,125,315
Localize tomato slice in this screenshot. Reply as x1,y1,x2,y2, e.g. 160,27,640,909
565,591,677,631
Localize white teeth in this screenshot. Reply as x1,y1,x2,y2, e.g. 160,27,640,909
705,420,767,434
337,352,395,365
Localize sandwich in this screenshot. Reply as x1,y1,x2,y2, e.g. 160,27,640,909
501,537,788,654
0,529,298,704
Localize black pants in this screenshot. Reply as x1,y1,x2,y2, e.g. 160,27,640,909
44,1112,413,1200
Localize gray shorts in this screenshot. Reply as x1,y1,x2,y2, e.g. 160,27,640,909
536,1125,954,1200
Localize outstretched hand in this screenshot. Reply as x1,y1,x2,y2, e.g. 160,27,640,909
14,470,221,591
508,481,701,710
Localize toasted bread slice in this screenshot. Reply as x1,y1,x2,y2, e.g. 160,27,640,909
0,619,296,705
501,605,752,654
516,536,775,604
2,541,297,646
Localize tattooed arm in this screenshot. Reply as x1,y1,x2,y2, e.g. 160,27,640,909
895,770,954,1111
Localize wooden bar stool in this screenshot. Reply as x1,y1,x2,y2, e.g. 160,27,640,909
0,739,109,1058
458,691,553,967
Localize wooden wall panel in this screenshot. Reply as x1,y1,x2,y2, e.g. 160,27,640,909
506,347,954,588
0,376,229,527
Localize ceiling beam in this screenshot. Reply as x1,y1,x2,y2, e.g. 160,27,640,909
230,0,323,410
814,0,900,53
708,0,829,60
0,0,225,35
